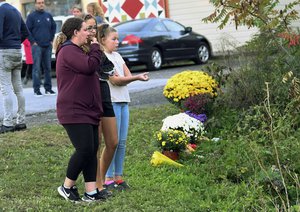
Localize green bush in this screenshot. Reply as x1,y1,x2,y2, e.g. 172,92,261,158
209,28,300,111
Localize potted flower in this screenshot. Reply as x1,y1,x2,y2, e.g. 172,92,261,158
183,93,214,116
161,113,206,144
163,70,219,110
182,93,214,123
154,129,188,160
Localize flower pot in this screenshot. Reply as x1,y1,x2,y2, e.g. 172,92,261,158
162,150,179,161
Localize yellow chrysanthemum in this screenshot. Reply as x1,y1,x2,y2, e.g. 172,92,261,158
163,70,219,104
154,129,188,152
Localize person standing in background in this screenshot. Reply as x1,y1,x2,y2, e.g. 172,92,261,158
86,2,106,24
71,4,84,18
22,38,33,85
0,0,29,133
26,0,56,97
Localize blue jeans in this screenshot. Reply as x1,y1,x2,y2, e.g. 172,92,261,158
0,49,25,126
106,102,129,178
32,45,52,92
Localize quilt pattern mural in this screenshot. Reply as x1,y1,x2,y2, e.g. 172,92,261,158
100,0,166,23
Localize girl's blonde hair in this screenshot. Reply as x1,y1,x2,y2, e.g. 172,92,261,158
87,2,104,18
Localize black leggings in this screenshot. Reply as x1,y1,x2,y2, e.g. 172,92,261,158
63,124,99,182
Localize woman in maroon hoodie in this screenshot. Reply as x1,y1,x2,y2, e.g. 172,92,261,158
55,17,110,203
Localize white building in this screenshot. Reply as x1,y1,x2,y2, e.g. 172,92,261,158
7,0,300,54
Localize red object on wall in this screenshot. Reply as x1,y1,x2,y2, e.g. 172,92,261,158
121,0,144,19
98,0,170,21
164,0,169,17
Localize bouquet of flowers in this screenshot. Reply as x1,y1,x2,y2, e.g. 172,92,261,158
155,129,188,152
163,70,218,109
151,151,184,167
161,113,205,143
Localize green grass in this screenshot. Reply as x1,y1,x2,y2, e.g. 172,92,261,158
0,104,283,211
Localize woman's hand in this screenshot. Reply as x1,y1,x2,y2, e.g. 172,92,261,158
90,37,99,44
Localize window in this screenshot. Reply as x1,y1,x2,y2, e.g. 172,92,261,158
115,19,151,32
163,20,185,32
152,22,167,32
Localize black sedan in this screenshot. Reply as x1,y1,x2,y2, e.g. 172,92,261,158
114,18,211,71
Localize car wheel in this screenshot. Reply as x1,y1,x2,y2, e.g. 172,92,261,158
147,48,162,71
194,42,210,64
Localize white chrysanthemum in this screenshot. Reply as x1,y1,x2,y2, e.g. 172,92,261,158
161,113,205,138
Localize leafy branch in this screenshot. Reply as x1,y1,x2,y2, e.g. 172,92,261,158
203,0,300,69
203,0,300,31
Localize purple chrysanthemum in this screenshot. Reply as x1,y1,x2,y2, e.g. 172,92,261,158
185,111,207,123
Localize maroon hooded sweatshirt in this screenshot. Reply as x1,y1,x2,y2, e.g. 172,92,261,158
56,41,103,125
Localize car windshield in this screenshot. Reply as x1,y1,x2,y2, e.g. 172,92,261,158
115,19,150,32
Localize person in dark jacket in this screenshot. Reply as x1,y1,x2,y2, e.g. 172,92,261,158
0,0,29,134
55,17,111,203
26,0,56,96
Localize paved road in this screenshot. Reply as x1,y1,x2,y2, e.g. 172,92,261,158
0,61,209,119
0,79,168,118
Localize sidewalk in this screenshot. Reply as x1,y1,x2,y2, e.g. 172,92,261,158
0,79,168,118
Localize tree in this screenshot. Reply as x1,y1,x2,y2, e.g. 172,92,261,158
203,0,300,32
203,0,300,57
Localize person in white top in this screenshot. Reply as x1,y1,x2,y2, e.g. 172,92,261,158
97,23,149,190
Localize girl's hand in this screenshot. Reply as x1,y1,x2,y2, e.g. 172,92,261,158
139,72,149,81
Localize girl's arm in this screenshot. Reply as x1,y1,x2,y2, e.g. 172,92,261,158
109,63,149,86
